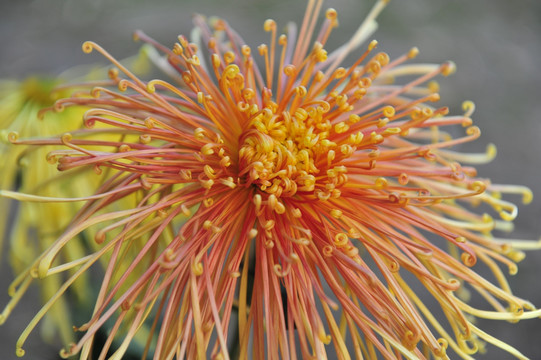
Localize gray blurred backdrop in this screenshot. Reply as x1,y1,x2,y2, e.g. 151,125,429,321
1,0,540,359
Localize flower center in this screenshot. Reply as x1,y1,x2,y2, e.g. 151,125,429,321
21,77,61,107
238,101,350,199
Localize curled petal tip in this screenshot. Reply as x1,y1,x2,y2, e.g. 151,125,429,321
407,46,419,59
7,131,19,143
441,60,456,76
81,41,95,54
132,30,141,42
522,188,534,204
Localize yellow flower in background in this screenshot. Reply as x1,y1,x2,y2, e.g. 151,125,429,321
1,0,540,359
0,55,152,347
0,75,99,346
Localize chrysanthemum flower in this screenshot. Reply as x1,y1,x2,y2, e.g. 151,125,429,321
0,74,107,347
2,0,540,359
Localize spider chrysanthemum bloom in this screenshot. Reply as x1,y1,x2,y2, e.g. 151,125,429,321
2,0,540,358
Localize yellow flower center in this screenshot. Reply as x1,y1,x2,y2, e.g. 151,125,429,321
20,77,61,107
237,94,363,199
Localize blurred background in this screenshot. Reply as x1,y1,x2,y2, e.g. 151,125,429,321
1,0,540,358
